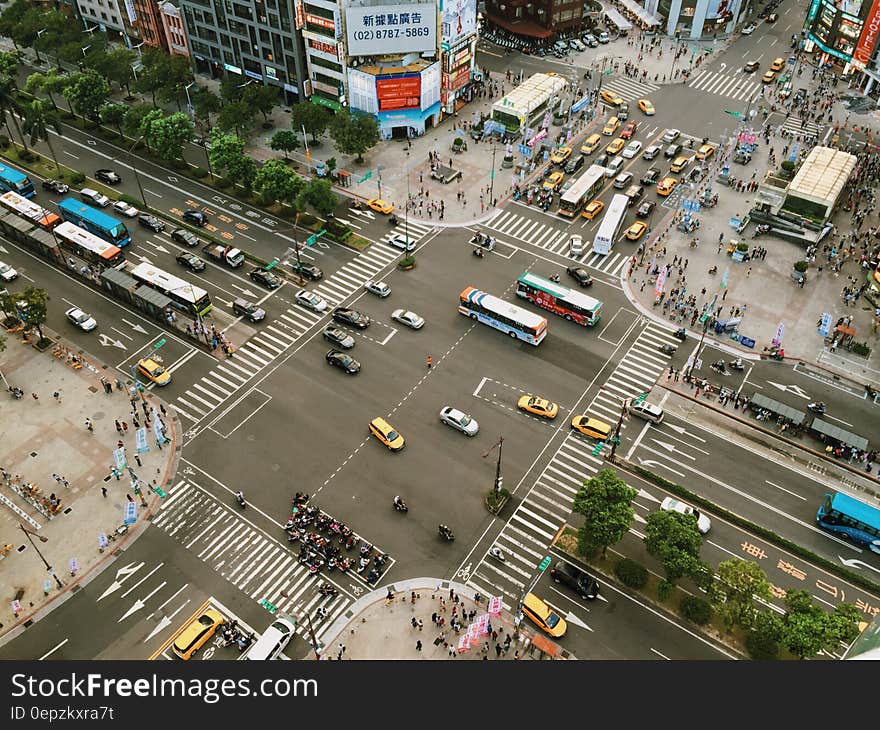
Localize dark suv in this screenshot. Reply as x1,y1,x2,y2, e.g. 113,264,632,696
138,214,165,233
171,228,200,247
550,561,599,599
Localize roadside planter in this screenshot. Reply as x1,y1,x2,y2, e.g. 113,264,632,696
791,260,808,282
732,242,749,262
501,154,514,169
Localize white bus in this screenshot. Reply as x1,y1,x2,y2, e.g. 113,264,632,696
129,261,213,316
54,221,124,267
458,286,548,345
558,165,608,218
593,194,629,255
0,190,61,230
491,73,568,137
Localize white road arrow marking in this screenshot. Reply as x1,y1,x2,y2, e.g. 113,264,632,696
839,557,880,575
651,439,676,453
565,611,592,631
152,243,169,254
0,244,7,254
145,616,173,642
767,380,810,399
664,423,687,435
119,581,166,622
122,318,148,334
230,283,258,297
637,488,661,504
637,457,685,478
98,561,145,601
98,333,126,350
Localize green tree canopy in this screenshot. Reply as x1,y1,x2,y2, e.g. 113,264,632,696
291,102,331,143
25,70,67,110
643,509,709,585
301,178,337,217
62,70,109,122
123,104,155,140
140,111,194,162
708,559,771,630
192,87,221,138
100,102,127,138
778,590,862,659
216,100,255,139
133,47,169,107
156,54,195,111
22,99,61,171
253,159,300,204
572,468,636,556
88,47,137,95
329,109,379,163
0,53,25,148
243,83,279,122
270,129,299,160
208,131,256,190
16,286,49,341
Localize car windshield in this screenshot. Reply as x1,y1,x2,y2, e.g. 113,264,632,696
459,414,471,426
545,612,560,628
341,356,353,366
73,312,88,323
387,429,399,441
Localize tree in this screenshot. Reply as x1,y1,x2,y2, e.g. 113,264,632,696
192,87,221,138
25,70,66,111
708,559,771,630
745,611,783,660
216,101,255,139
100,102,127,139
243,83,279,123
253,159,300,204
123,104,154,140
141,111,194,163
16,286,48,342
133,47,168,107
572,469,636,557
156,54,194,111
330,109,379,163
0,53,26,149
643,509,709,585
90,47,137,96
270,129,299,160
778,590,862,659
291,102,331,143
22,99,61,172
208,131,256,190
301,178,337,217
62,70,110,123
0,1,29,46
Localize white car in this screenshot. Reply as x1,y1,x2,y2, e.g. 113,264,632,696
391,309,424,329
662,128,681,143
742,22,757,35
0,261,18,282
364,280,391,298
622,140,643,159
242,614,297,660
660,497,711,534
388,233,416,252
112,200,139,218
65,306,97,332
439,406,479,436
294,289,328,313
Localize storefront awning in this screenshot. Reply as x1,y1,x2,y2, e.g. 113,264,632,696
485,13,553,39
618,0,662,27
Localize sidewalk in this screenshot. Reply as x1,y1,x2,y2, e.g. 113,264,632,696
313,579,568,660
0,329,178,638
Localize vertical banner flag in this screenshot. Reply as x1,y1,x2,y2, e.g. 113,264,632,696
772,322,785,347
124,501,137,525
818,312,832,337
152,414,165,445
135,427,149,454
654,265,667,298
113,446,127,471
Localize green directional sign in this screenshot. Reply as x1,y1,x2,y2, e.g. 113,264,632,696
603,69,613,75
610,436,621,445
305,229,327,247
592,441,605,456
358,171,373,183
154,486,167,499
538,556,552,572
260,598,277,614
153,338,166,349
265,259,279,270
724,110,744,119
634,392,648,405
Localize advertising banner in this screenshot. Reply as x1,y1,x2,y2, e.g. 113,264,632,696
853,0,880,69
441,0,477,47
346,4,437,56
113,446,127,471
377,74,421,111
135,427,149,455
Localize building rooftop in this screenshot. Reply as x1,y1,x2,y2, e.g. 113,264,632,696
493,73,568,115
357,57,435,75
787,146,857,206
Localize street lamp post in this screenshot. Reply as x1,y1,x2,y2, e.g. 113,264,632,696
19,523,63,589
489,144,497,208
482,435,504,495
184,82,196,118
127,135,148,209
280,589,321,659
80,45,91,59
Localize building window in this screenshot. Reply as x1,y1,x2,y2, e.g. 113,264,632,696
101,11,107,20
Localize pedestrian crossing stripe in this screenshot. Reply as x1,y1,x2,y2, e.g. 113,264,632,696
599,76,660,103
688,70,763,102
779,117,824,137
464,323,682,608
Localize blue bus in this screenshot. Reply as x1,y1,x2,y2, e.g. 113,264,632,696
58,198,131,247
0,162,36,198
816,492,880,554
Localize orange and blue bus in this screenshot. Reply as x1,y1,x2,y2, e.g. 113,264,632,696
0,190,61,230
458,286,547,345
54,222,124,267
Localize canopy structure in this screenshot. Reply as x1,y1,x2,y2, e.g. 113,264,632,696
603,7,634,31
810,417,869,451
619,0,662,27
749,393,806,425
485,13,553,39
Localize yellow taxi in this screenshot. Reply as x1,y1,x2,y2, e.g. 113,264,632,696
600,90,623,106
543,171,565,191
637,98,655,115
770,57,785,71
602,116,620,136
625,220,648,240
173,607,224,660
369,417,405,451
521,593,567,638
580,133,602,155
670,155,690,173
696,143,716,160
570,415,612,440
762,70,776,84
606,137,626,155
367,198,394,214
549,146,572,165
582,199,605,219
517,395,559,419
136,356,171,386
657,176,678,196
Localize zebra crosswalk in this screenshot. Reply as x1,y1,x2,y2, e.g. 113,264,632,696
172,240,409,424
688,69,763,102
600,76,660,103
465,323,679,608
778,115,824,138
152,479,379,641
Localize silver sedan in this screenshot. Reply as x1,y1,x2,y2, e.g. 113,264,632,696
439,407,479,436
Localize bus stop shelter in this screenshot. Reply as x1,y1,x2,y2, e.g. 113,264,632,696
749,393,807,425
809,418,869,451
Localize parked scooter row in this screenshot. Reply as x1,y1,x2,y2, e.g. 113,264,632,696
221,621,254,652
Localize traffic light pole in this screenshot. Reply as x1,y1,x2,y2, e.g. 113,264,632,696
608,397,629,460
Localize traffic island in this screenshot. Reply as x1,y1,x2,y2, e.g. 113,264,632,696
484,487,511,515
398,255,417,271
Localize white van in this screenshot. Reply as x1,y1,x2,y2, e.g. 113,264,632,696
80,188,110,207
569,234,585,256
643,145,661,161
629,400,664,423
605,156,625,177
241,614,296,660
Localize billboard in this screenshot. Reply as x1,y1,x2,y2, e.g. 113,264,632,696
442,0,477,47
377,74,421,111
853,0,880,68
345,4,437,56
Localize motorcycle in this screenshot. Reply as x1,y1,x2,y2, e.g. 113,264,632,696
673,328,688,342
359,541,373,556
729,358,744,371
366,567,381,584
473,247,484,258
337,557,352,573
766,347,785,361
807,401,826,416
236,632,254,652
357,556,370,573
470,232,485,245
389,214,399,226
8,386,23,399
318,582,338,597
710,361,729,375
235,492,247,509
659,344,677,356
351,199,364,210
439,524,455,542
393,496,408,512
343,534,356,550
489,546,506,562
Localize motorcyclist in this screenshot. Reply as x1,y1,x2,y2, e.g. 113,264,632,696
393,495,406,509
235,490,245,503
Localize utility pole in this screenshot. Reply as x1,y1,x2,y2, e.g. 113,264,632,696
482,436,504,495
489,145,497,207
19,524,63,589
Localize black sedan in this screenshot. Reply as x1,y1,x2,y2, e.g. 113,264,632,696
636,200,656,218
249,268,282,289
42,179,69,194
176,252,206,272
138,214,165,233
291,260,323,281
95,169,122,185
325,349,360,374
323,326,355,349
332,307,370,329
550,561,599,600
566,266,593,287
183,210,208,227
171,228,200,247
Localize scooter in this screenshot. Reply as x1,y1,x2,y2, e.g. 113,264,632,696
729,358,744,371
710,361,729,375
473,247,484,258
8,386,23,399
351,199,364,210
767,347,785,361
807,401,826,416
393,497,408,512
659,344,677,356
235,493,247,509
318,582,338,597
439,524,455,542
673,328,688,341
470,232,485,245
489,546,506,562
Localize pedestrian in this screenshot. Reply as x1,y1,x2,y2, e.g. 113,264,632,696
416,640,422,652
411,617,418,629
53,390,61,403
495,643,502,657
416,619,423,631
31,392,38,400
134,454,142,467
122,421,129,433
101,486,107,498
411,591,417,604
117,439,124,449
85,418,93,432
111,467,120,480
426,354,433,369
115,419,122,434
160,403,167,417
431,612,438,625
